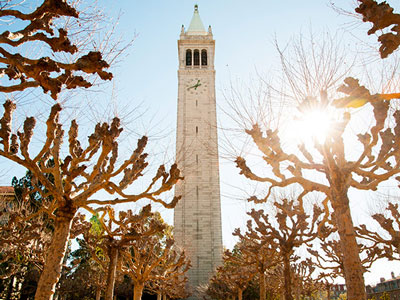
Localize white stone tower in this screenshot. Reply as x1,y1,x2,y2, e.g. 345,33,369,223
173,4,223,295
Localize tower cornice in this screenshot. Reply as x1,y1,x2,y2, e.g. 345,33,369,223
178,39,215,46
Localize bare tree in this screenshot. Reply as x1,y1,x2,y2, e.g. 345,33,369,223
308,232,382,288
203,274,235,300
119,213,185,300
291,260,320,300
0,200,50,281
355,0,400,59
213,261,255,300
232,227,280,300
235,75,400,299
227,3,400,298
74,205,176,300
0,100,182,300
237,198,327,300
357,202,400,260
57,235,106,300
0,0,113,100
0,201,90,299
146,246,191,300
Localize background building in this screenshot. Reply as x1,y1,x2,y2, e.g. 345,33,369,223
367,272,400,300
0,186,14,224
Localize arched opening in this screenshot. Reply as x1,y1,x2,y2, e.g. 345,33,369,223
186,49,192,66
201,49,207,66
193,49,200,66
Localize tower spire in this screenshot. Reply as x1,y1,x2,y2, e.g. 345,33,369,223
187,4,207,35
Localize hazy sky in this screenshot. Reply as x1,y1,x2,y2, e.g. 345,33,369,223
3,0,400,286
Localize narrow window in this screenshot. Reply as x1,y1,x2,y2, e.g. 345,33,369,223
186,49,192,66
201,49,207,66
196,186,199,198
196,100,198,107
193,49,200,66
196,154,198,164
196,126,198,134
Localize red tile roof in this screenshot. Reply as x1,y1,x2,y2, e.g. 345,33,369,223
0,186,14,194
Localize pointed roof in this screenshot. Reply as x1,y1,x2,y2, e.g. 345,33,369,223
187,5,207,35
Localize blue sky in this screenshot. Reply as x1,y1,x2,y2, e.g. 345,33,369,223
97,0,400,286
2,0,400,286
104,1,353,119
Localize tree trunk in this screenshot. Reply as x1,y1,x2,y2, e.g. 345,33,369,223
96,287,101,300
260,270,266,300
162,294,167,300
331,189,366,300
5,275,14,300
157,293,162,300
34,212,75,300
105,246,119,300
327,285,331,300
238,288,243,300
133,282,144,300
283,253,294,300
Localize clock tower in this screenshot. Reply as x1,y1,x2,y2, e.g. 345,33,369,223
174,5,223,296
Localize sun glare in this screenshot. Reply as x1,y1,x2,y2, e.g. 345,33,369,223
286,109,333,144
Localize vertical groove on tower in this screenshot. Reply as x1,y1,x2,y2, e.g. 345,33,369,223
173,5,222,299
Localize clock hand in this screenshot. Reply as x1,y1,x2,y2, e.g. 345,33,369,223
187,80,202,90
194,80,202,90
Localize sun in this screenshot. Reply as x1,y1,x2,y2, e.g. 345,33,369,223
285,108,333,144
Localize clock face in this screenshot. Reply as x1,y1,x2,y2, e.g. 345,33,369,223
186,78,207,94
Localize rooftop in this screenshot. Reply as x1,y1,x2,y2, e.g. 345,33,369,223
0,186,14,194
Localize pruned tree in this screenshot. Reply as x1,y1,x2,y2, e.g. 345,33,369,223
308,234,382,285
355,0,400,59
326,1,400,111
240,198,327,300
203,275,235,300
146,246,191,300
232,226,280,300
147,275,189,300
0,200,89,299
357,202,400,260
0,168,61,288
57,237,106,300
0,100,182,300
219,246,280,300
119,213,183,300
75,205,172,300
235,76,400,299
163,276,190,300
308,239,344,283
213,262,254,300
291,259,320,300
0,199,51,281
0,0,113,99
